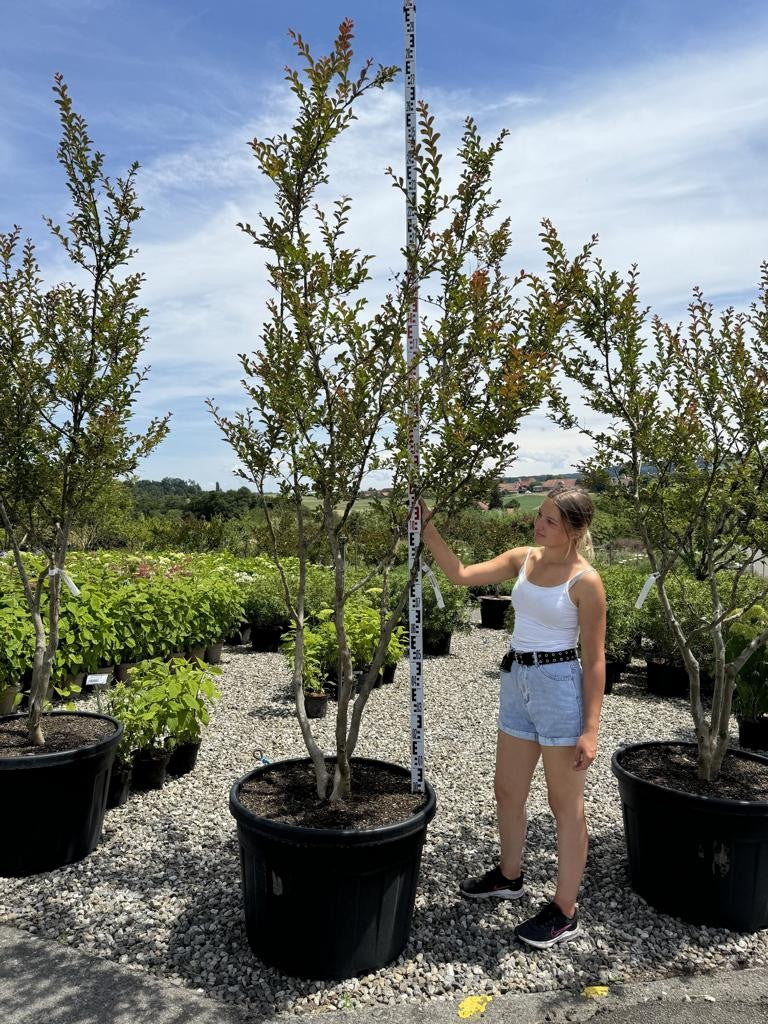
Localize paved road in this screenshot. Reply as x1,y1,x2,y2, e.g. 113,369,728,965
2,923,768,1024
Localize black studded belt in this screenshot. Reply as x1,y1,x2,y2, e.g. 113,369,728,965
500,648,578,671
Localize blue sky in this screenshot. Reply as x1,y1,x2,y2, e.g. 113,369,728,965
3,1,768,485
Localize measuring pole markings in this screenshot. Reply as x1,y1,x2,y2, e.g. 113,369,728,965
403,0,424,793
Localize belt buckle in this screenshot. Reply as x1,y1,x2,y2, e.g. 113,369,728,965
533,651,540,666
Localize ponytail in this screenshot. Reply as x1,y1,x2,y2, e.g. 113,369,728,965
577,528,594,560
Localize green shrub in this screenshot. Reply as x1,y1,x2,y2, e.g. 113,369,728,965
109,657,221,753
726,604,768,721
639,569,766,671
600,565,647,663
390,565,471,645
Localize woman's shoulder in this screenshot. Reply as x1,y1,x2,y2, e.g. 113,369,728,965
506,546,532,573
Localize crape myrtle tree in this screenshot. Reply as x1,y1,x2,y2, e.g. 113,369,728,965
541,225,768,780
0,76,169,745
211,22,577,802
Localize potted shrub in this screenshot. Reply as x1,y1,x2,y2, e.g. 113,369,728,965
105,679,144,808
551,226,768,930
281,619,333,716
210,22,567,978
639,573,716,697
165,657,222,775
599,564,644,692
0,78,167,875
244,573,292,651
727,605,768,751
123,659,175,790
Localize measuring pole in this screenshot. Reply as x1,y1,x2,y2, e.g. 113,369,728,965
403,0,424,794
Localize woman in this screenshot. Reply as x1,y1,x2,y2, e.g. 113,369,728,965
421,486,606,949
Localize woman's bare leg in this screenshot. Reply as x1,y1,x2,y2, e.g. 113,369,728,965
541,745,589,915
494,732,541,878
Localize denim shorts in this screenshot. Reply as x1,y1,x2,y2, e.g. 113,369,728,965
498,658,583,746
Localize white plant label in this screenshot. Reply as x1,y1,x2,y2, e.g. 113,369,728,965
48,567,81,598
635,572,660,610
85,674,110,688
404,0,424,794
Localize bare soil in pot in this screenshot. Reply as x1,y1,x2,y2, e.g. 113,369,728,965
237,759,427,830
0,714,115,756
619,743,768,801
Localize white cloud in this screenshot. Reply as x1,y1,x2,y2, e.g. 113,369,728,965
124,33,768,483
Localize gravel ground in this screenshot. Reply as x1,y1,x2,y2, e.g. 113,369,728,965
0,627,765,1018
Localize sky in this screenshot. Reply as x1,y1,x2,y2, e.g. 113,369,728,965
2,1,768,487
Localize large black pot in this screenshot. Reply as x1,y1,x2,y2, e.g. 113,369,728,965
612,741,768,931
0,711,122,876
229,757,437,979
479,595,512,629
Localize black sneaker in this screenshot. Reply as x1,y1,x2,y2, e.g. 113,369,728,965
514,901,579,948
460,865,524,900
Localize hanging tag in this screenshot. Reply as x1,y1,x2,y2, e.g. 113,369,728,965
634,573,659,610
48,568,81,598
422,563,445,609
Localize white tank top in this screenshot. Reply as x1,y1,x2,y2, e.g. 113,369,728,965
509,548,595,652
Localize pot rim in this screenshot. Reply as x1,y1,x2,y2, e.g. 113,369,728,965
0,710,123,770
230,755,437,846
611,740,768,812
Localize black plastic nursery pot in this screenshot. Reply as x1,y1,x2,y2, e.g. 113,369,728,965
132,749,170,790
106,762,132,809
644,658,689,697
739,717,768,751
205,642,224,665
0,711,123,876
612,741,768,931
250,626,285,652
168,740,201,776
604,657,627,695
423,631,452,656
303,693,328,719
479,595,512,629
229,757,437,980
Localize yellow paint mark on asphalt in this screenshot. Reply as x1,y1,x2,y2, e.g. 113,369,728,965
457,995,493,1018
582,985,609,999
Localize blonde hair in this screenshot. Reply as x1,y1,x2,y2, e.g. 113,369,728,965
547,486,595,560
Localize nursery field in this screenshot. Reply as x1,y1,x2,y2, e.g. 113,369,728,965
1,632,764,1017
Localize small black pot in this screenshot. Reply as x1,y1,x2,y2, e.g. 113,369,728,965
423,631,452,656
644,658,689,697
479,595,512,629
168,740,201,776
381,663,397,685
251,626,286,653
205,642,224,665
226,624,252,646
113,662,136,683
612,741,768,931
739,717,768,751
303,693,328,719
132,749,170,791
106,762,132,809
604,657,627,695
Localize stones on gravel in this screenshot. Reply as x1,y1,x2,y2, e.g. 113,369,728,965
0,629,765,1017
